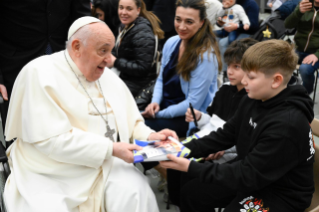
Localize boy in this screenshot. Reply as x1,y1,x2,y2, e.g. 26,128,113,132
184,38,258,164
162,40,315,211
215,0,251,44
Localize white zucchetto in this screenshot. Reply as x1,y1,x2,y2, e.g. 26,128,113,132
68,16,102,40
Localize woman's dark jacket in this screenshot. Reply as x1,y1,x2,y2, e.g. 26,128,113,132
113,16,157,97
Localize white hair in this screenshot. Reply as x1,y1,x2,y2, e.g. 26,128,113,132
66,24,93,50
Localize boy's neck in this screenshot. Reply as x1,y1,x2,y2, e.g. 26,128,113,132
262,85,287,102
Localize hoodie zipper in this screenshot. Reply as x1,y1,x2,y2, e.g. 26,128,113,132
304,9,317,52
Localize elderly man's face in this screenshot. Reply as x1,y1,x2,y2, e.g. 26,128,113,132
78,23,115,82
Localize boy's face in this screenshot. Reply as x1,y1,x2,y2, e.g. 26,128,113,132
222,0,234,8
227,63,245,90
241,71,275,101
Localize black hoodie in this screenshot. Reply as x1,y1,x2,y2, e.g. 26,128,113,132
185,85,315,211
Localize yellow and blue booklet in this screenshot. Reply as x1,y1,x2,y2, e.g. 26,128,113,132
133,136,191,163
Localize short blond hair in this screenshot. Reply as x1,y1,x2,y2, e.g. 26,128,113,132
241,40,298,84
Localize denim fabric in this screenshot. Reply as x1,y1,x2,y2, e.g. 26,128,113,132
215,29,240,45
296,51,319,94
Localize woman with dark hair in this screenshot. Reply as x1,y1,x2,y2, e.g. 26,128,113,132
140,0,221,180
142,0,222,137
92,0,121,38
108,0,164,98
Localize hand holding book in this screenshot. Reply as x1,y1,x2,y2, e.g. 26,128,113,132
133,137,191,163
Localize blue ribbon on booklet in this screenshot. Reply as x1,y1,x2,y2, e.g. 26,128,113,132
133,136,191,163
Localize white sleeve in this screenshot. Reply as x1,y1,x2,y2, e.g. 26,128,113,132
236,5,250,25
198,112,212,129
33,127,113,169
206,0,223,26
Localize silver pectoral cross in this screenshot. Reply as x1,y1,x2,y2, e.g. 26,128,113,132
105,125,116,142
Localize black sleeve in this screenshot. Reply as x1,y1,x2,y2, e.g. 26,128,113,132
187,133,300,192
185,110,238,159
114,29,156,77
70,0,91,24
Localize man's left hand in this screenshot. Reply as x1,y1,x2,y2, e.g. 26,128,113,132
302,54,318,66
148,129,178,141
224,23,238,32
160,154,191,172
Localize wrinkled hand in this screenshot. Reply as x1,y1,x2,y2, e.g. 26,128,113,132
243,24,250,31
205,151,225,161
148,129,179,141
107,54,117,68
224,23,238,32
302,54,318,66
185,108,201,123
141,102,160,118
299,0,313,13
0,84,8,101
160,154,191,172
112,142,142,163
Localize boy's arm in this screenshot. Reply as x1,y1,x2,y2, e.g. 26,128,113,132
197,112,211,129
184,113,238,159
284,5,304,29
237,5,251,25
187,133,299,192
240,3,259,34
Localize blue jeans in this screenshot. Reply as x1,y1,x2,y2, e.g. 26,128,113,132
217,33,250,71
214,29,240,45
296,51,319,94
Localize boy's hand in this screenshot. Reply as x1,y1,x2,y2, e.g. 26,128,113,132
302,54,318,66
205,151,225,161
224,23,238,32
185,108,201,122
217,19,225,26
244,24,250,30
160,155,191,172
299,0,313,13
148,129,179,141
142,102,160,118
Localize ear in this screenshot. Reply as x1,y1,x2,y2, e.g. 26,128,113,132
71,39,81,57
137,7,141,14
200,19,205,28
271,73,284,89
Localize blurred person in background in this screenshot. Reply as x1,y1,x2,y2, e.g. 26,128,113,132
0,0,91,134
142,0,222,140
92,0,121,38
108,0,164,99
144,0,177,49
284,0,319,94
216,0,259,79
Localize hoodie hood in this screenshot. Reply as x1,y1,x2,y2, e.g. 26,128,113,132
261,85,314,123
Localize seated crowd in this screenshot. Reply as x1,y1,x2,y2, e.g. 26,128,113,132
0,0,317,211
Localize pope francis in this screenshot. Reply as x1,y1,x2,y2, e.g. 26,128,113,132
3,17,176,212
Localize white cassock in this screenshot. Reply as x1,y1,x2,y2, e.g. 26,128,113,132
3,50,159,212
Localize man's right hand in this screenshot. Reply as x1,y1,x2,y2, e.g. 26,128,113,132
112,142,142,163
299,0,313,13
141,102,160,118
0,84,8,101
185,108,201,123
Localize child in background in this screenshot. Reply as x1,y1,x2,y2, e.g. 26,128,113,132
162,40,314,211
184,38,258,164
214,0,251,44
